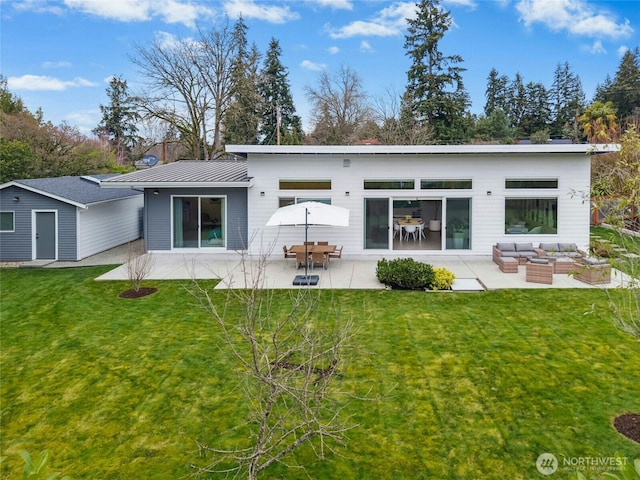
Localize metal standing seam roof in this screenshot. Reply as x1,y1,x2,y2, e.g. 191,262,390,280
4,174,142,207
100,160,251,186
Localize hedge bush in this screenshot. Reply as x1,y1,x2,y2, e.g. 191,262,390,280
376,258,435,290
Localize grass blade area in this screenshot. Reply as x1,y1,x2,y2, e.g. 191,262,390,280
1,267,639,479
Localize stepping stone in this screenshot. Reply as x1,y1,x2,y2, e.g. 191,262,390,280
622,253,640,259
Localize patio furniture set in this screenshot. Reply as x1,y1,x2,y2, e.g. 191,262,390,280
283,242,343,270
493,241,611,285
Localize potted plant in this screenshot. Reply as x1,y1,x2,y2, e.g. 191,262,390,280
448,217,468,248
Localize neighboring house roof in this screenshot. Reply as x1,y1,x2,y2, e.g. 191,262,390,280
226,143,619,155
0,174,142,208
100,160,252,188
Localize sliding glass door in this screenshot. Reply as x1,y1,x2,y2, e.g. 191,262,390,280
173,196,226,249
364,198,389,249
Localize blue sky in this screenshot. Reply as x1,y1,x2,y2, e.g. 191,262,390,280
2,0,639,135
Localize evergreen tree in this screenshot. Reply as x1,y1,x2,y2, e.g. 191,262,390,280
258,38,303,145
521,82,551,137
484,68,510,117
93,75,140,164
549,62,586,138
224,16,261,146
603,47,640,121
507,73,527,135
403,0,469,143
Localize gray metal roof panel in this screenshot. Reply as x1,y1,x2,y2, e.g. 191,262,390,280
102,160,250,184
14,174,142,205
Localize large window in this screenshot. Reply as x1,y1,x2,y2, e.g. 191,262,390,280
364,180,415,190
445,198,471,250
0,212,14,232
505,198,557,234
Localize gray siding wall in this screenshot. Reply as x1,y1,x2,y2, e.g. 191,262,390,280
144,187,248,251
0,185,78,261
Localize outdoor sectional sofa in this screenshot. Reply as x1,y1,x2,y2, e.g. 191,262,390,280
493,242,538,265
534,242,585,259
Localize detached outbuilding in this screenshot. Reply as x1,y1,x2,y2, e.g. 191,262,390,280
0,175,143,262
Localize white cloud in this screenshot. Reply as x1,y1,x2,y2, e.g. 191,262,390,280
11,0,65,15
223,0,299,24
360,40,373,52
443,0,477,9
587,40,606,54
310,0,353,10
300,60,326,71
42,61,72,69
7,74,97,91
617,45,629,57
64,109,100,129
328,20,400,39
328,46,340,54
62,0,214,28
516,0,634,40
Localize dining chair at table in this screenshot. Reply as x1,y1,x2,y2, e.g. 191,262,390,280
304,241,315,246
317,241,329,245
310,251,328,270
328,245,343,266
393,222,401,239
404,224,418,241
295,251,309,270
416,222,426,239
282,245,296,268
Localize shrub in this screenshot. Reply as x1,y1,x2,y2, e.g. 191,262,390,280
376,258,435,290
430,267,456,290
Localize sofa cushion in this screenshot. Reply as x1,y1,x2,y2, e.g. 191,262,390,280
518,251,536,258
539,242,559,252
559,242,578,252
497,242,516,251
530,258,549,264
515,242,534,252
582,257,607,265
501,251,520,258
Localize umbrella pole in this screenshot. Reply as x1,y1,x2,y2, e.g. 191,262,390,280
304,207,309,277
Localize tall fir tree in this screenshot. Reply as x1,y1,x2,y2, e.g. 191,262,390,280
521,82,551,137
507,73,527,135
258,38,303,145
93,76,140,164
599,47,640,122
403,0,469,143
549,62,586,139
484,68,510,117
224,16,261,146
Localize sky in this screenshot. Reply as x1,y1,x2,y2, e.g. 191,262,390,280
1,0,639,136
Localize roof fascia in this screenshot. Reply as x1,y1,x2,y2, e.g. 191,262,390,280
100,180,253,189
0,181,86,208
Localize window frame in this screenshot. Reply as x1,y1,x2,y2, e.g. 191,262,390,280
0,211,15,232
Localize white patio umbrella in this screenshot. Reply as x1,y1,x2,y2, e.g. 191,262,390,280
266,201,350,285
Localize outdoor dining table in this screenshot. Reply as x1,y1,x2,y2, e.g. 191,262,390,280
289,244,336,254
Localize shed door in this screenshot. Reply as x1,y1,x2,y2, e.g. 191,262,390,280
35,212,56,259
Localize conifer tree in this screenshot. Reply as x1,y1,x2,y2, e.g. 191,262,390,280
403,0,469,143
258,38,303,145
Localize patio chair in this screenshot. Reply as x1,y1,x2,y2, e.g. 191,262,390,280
282,245,296,268
295,251,309,270
317,241,329,245
310,251,328,270
328,245,343,266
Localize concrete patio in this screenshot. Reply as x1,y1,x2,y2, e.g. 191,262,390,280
91,250,633,291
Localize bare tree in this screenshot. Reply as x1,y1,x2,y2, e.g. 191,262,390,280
125,242,154,292
131,20,240,159
190,252,358,479
305,65,373,145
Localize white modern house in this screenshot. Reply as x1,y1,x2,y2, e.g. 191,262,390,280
100,143,616,258
226,143,615,257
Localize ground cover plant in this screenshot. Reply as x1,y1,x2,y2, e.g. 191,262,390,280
1,267,640,479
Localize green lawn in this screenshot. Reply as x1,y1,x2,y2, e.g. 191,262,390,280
1,267,639,479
